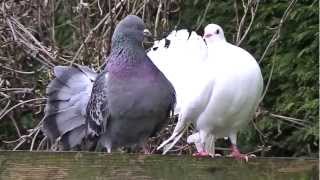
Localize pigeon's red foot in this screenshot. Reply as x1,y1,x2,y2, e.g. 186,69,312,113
192,151,210,157
144,149,151,155
143,145,152,154
228,144,249,162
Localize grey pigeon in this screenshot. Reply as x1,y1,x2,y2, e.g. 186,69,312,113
42,15,176,152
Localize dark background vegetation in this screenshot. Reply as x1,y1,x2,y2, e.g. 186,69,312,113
0,0,318,157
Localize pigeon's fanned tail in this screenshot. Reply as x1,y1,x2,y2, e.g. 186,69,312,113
42,65,97,149
60,124,87,149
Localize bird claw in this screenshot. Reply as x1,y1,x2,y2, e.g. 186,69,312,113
143,145,152,154
248,154,256,158
228,144,253,162
227,152,253,162
213,153,222,157
192,151,210,157
143,149,151,155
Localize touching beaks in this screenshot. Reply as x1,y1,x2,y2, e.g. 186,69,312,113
143,29,152,37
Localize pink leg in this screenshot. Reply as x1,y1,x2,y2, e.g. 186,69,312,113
193,150,210,157
142,143,152,154
191,131,212,157
229,144,248,161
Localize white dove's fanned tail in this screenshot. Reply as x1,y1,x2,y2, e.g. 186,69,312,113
157,116,190,154
42,65,97,149
147,29,208,114
149,29,209,153
204,134,215,156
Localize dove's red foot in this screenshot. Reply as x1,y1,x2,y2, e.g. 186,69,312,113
193,151,210,157
228,144,249,161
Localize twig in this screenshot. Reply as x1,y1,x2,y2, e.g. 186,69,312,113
142,0,146,21
0,64,35,74
246,145,271,156
98,0,103,15
259,51,275,103
0,99,11,116
0,88,33,93
133,3,145,15
10,17,56,64
154,0,162,38
51,0,56,49
30,128,41,151
236,0,259,46
37,136,48,151
6,14,17,41
107,0,114,55
6,18,56,68
236,0,252,43
269,113,311,127
233,0,239,42
3,117,45,151
251,117,266,144
13,138,26,151
69,0,127,65
10,114,22,138
0,98,46,121
132,0,138,12
259,0,297,63
195,0,211,31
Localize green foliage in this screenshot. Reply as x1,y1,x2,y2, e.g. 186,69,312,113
241,1,318,157
179,0,318,157
253,1,318,157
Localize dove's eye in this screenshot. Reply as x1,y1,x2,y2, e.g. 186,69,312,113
215,29,219,34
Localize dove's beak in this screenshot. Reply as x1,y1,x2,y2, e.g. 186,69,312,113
203,33,213,39
143,29,152,37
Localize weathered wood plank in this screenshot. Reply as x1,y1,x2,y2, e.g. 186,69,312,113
0,151,318,180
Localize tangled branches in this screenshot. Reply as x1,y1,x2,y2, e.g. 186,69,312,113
0,0,311,157
0,0,185,152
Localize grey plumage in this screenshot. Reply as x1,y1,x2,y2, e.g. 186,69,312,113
42,65,96,149
42,15,176,152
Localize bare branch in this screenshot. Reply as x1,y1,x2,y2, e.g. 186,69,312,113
69,0,126,65
259,0,298,63
236,0,259,46
154,0,162,38
0,98,46,121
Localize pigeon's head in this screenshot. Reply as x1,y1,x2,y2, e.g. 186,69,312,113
112,15,146,46
203,24,225,43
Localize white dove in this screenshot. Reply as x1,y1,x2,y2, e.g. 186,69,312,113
156,24,263,160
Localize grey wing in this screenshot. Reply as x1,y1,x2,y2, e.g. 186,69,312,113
86,70,110,138
42,65,96,149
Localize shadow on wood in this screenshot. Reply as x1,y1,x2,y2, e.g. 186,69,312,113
0,151,318,180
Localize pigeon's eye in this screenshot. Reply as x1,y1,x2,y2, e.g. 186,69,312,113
215,29,219,34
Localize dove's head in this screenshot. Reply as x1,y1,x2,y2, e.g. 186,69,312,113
203,24,225,43
112,15,147,46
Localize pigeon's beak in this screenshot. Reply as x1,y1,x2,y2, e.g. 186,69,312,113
143,29,152,38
